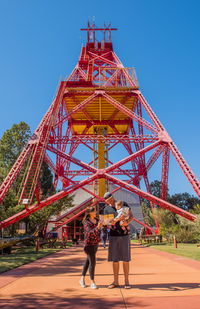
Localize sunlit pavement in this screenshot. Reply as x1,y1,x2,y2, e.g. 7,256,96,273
1,243,200,308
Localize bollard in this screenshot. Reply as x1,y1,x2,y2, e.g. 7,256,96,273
35,239,40,252
173,235,177,248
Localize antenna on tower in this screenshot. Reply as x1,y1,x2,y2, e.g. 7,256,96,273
81,22,117,44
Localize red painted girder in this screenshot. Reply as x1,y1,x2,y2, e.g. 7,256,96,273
19,144,45,203
55,92,99,126
44,153,57,190
136,91,164,132
70,120,132,125
56,102,66,172
64,169,138,176
64,88,134,95
105,141,161,173
146,145,164,171
112,124,139,172
132,218,156,233
64,125,91,174
103,68,123,87
19,81,67,204
143,175,160,229
46,145,97,173
0,173,98,228
102,93,158,134
54,208,86,228
66,158,96,182
64,140,80,176
108,157,137,177
54,210,154,234
60,126,72,166
52,199,99,231
169,141,200,197
49,135,158,144
161,147,170,200
53,197,93,222
0,85,67,203
104,174,197,221
0,143,33,203
81,27,117,31
88,51,117,67
52,199,155,233
53,182,157,234
60,141,161,183
60,174,101,200
44,153,101,199
67,67,87,82
136,90,200,197
48,141,160,180
135,101,145,165
44,153,57,174
112,52,139,87
109,95,133,121
70,94,95,124
109,124,137,170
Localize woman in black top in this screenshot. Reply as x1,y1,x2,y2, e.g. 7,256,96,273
80,206,102,289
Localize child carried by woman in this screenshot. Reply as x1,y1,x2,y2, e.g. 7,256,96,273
113,200,130,234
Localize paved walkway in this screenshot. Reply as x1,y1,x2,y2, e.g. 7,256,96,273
0,243,200,308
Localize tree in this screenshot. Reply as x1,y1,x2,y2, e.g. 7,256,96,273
40,162,55,199
150,180,161,198
155,209,179,241
26,195,74,235
0,122,31,170
0,122,74,236
0,122,31,213
141,201,155,227
168,193,200,211
141,180,200,238
191,204,200,214
141,180,164,227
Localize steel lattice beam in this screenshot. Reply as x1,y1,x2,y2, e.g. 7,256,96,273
1,24,199,235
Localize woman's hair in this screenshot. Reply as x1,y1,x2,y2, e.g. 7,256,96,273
82,206,96,222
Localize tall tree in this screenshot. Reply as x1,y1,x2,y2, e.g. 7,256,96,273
168,192,200,211
0,122,74,235
0,122,31,170
0,122,31,210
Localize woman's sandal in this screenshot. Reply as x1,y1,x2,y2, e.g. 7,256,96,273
107,283,119,289
124,284,131,289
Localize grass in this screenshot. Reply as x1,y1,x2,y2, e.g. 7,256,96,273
130,239,140,243
0,245,71,273
132,240,200,262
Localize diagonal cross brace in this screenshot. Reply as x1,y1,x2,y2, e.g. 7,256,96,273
104,173,197,222
55,92,99,126
136,90,200,197
102,92,158,134
46,145,97,173
0,173,98,229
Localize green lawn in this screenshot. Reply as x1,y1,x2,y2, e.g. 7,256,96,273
0,246,63,273
139,241,200,262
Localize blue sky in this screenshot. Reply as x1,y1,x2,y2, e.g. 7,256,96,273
0,0,200,196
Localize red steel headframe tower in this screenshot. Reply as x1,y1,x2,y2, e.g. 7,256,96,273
0,22,199,231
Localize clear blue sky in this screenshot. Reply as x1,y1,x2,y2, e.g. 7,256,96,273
0,0,200,196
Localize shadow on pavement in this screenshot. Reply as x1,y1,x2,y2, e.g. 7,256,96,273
135,282,200,291
0,292,146,309
0,249,106,278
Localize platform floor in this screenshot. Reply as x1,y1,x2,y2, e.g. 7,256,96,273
1,243,200,308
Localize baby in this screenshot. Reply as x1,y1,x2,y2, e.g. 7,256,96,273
114,200,130,234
